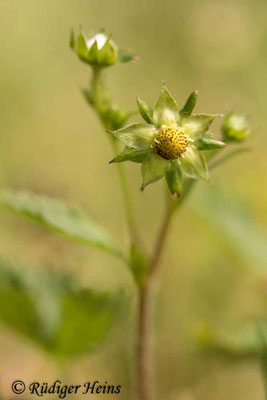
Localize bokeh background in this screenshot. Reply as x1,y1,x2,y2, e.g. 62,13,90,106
0,0,267,399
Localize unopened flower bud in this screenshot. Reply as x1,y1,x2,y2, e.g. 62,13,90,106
70,29,137,68
222,112,250,142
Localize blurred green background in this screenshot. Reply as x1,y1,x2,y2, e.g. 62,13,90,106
0,0,267,399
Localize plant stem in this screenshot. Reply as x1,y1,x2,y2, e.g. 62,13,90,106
138,201,175,400
209,146,251,170
138,181,195,400
90,67,137,245
111,139,138,244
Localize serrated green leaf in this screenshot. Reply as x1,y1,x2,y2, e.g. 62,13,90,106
136,97,154,124
0,190,123,259
110,146,152,164
0,260,124,358
179,90,198,120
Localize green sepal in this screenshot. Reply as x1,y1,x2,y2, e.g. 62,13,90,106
195,137,226,151
107,123,156,149
153,83,179,127
136,97,154,124
87,40,99,64
182,114,220,138
110,146,152,164
141,154,168,190
129,245,149,290
76,32,88,60
180,146,209,180
98,37,118,66
165,161,183,196
70,29,75,50
179,90,198,120
118,48,137,63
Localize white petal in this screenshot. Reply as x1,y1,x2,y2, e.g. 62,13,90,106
86,33,107,50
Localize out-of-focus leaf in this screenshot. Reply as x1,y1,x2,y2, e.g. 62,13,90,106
257,322,267,397
0,260,125,358
195,321,260,358
117,48,137,63
189,186,267,267
0,190,124,259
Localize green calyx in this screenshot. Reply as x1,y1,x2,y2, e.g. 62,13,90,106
70,29,137,68
108,83,225,194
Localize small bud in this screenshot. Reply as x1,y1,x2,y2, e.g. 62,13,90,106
179,90,198,120
136,97,154,124
195,137,226,150
165,162,183,196
222,112,250,142
70,29,136,68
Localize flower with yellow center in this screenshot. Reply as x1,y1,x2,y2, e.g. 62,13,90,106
154,126,188,159
108,83,225,194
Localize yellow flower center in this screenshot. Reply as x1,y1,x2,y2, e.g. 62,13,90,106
154,126,188,160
